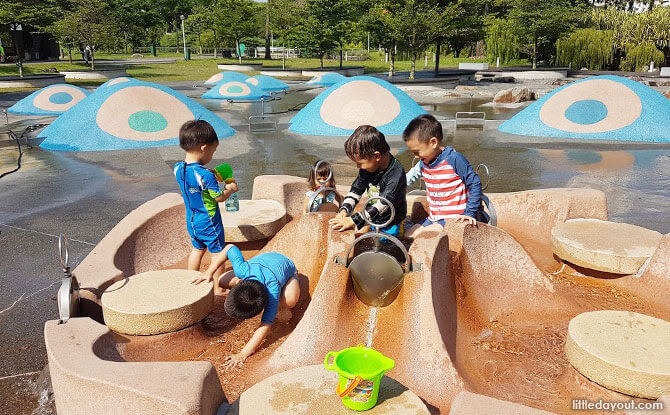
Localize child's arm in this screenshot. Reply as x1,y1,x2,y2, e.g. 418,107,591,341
214,181,238,203
406,162,422,186
223,323,272,369
450,152,483,218
329,172,368,231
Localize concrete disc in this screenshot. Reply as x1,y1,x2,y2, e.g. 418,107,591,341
227,364,430,414
101,269,213,335
221,199,288,242
551,218,662,274
565,310,670,399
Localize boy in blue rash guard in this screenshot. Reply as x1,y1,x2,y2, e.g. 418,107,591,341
211,244,300,369
174,120,238,287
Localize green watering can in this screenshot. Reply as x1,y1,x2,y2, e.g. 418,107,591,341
324,345,395,411
213,163,233,182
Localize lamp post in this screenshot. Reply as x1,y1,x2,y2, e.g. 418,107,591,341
180,15,187,60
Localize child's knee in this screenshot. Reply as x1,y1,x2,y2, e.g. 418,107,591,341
282,279,300,308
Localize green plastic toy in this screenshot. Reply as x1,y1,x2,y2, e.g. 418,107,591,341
324,345,395,411
213,163,233,182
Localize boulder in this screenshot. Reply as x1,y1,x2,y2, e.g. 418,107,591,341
493,87,536,104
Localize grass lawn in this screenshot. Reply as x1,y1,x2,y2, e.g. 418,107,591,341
0,51,529,91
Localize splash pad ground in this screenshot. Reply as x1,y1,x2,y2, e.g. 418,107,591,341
2,75,670,414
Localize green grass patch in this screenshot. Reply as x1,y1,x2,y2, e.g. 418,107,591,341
1,51,529,83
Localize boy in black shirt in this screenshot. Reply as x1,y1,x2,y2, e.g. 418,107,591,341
329,125,407,236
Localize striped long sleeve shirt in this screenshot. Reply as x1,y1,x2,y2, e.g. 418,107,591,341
406,147,482,221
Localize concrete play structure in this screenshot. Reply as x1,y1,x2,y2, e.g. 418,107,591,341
43,175,670,414
499,75,670,142
8,84,89,116
205,71,250,86
245,75,289,92
306,72,347,87
202,80,270,101
289,76,426,136
37,80,235,151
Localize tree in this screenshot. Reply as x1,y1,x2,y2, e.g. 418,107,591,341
264,0,271,59
50,0,118,69
507,0,584,68
110,0,161,53
186,8,210,54
387,0,454,79
212,0,261,63
484,16,520,65
0,0,66,62
271,0,306,68
293,0,340,68
364,1,404,77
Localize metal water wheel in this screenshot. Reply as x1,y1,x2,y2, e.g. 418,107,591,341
335,197,414,307
57,233,79,323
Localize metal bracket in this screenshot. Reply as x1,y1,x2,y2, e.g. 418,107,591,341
248,115,277,132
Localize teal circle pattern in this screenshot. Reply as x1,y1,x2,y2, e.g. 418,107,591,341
564,100,608,125
227,85,244,93
49,92,73,104
127,110,168,133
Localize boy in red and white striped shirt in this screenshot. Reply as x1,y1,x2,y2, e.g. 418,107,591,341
404,114,484,238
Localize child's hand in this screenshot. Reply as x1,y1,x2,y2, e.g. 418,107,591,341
223,353,247,370
226,182,238,193
329,216,355,231
191,273,213,285
449,215,477,226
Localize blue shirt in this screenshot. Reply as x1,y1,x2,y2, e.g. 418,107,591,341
173,162,223,228
227,246,297,324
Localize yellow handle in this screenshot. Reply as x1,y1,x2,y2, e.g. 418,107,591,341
324,351,337,371
336,376,362,398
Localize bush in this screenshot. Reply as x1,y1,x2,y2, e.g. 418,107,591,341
484,18,519,64
556,28,615,70
621,42,665,72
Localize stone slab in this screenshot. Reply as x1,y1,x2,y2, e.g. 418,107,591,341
101,269,213,335
449,391,556,414
660,67,670,77
60,69,128,80
226,364,429,415
221,199,288,242
460,63,489,70
565,310,670,399
551,219,662,274
218,64,263,72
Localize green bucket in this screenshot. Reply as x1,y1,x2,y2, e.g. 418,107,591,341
324,346,395,411
214,163,233,182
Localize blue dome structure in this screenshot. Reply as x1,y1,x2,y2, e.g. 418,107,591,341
289,76,426,136
202,80,270,101
8,84,90,116
204,71,249,86
498,75,670,143
97,77,135,89
306,72,347,87
245,75,289,92
38,80,235,151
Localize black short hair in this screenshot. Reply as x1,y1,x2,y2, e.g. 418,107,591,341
344,125,390,159
402,114,443,143
224,280,268,319
179,119,218,151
